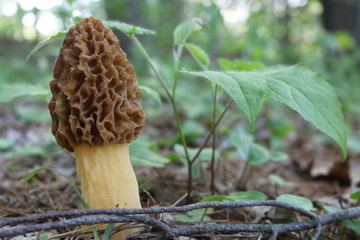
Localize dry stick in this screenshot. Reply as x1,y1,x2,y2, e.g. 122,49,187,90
0,205,359,239
0,200,317,227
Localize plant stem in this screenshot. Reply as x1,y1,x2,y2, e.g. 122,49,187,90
130,34,231,201
129,35,172,101
210,85,218,195
191,100,232,164
186,161,194,203
172,44,184,98
129,34,191,163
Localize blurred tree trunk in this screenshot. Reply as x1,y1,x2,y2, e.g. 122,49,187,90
321,0,360,45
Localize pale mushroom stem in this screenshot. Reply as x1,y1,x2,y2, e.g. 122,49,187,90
74,143,142,237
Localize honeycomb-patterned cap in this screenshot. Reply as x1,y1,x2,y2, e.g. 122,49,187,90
48,17,145,152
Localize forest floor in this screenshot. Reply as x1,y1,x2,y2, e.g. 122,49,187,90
0,104,359,240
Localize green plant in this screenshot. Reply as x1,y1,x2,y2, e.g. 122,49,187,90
318,203,360,235
26,16,347,205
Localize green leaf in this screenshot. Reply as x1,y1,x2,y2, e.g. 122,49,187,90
217,58,234,71
174,144,219,178
72,16,82,24
318,203,360,235
200,195,234,202
21,167,89,209
335,31,356,51
276,194,315,211
184,43,210,66
229,128,270,164
269,174,294,186
103,21,155,35
102,223,115,240
16,105,51,123
269,151,289,162
182,120,206,141
217,58,263,71
183,65,347,157
8,146,47,158
173,19,200,45
0,83,50,103
263,66,347,157
247,143,270,165
27,31,66,60
350,189,360,200
230,128,253,159
174,144,218,162
130,136,169,167
175,208,213,222
201,191,267,202
18,233,50,240
183,70,265,128
0,138,15,151
139,85,162,106
229,191,268,201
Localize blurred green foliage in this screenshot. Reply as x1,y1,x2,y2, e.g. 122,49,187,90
0,0,358,165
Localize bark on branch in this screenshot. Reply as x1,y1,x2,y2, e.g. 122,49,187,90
0,201,359,239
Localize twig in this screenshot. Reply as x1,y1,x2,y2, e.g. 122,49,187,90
1,201,359,239
0,200,317,227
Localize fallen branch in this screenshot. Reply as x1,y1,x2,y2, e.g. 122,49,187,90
0,201,359,239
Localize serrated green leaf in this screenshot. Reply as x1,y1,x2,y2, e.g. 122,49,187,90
130,136,169,167
173,19,200,45
27,31,66,60
229,191,268,201
277,194,315,211
262,66,347,157
139,85,162,106
0,83,50,103
103,21,155,35
183,70,265,128
350,189,360,200
318,203,360,235
200,195,234,202
269,174,294,186
182,65,347,157
184,43,209,66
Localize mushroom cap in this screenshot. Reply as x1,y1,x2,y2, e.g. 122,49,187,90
48,17,145,152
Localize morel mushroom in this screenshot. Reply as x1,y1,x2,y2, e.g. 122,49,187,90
48,16,145,228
